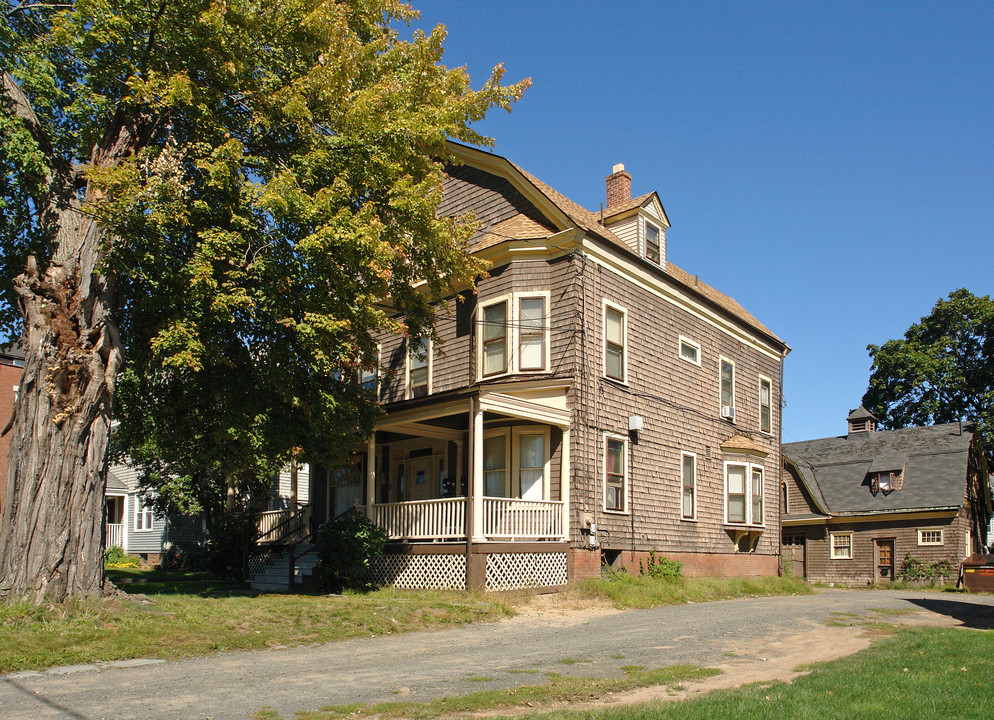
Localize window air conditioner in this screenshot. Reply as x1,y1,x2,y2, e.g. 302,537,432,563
721,406,736,420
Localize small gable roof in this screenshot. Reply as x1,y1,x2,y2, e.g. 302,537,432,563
847,405,877,422
783,422,977,515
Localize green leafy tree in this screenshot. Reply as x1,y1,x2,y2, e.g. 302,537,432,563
0,0,527,603
863,289,994,458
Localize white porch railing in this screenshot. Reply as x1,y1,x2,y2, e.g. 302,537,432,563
370,497,564,541
105,523,123,549
257,506,311,544
371,498,466,541
483,498,564,540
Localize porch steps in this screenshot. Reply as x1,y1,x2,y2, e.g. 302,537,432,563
247,544,319,593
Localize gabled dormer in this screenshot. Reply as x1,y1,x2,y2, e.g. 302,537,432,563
597,164,671,269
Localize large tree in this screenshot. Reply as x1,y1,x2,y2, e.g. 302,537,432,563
0,0,527,604
863,288,994,457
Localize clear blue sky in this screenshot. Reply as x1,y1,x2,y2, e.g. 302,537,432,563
411,0,993,443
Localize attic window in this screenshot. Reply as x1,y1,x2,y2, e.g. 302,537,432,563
645,222,661,264
871,470,904,494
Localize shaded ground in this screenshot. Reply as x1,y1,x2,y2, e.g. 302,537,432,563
2,588,992,720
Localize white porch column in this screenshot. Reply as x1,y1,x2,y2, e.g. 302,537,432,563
471,398,486,542
365,434,376,517
560,426,570,541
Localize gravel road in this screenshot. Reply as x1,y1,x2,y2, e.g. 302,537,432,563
3,588,993,720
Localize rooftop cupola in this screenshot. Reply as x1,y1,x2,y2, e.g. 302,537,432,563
605,163,631,208
847,405,877,435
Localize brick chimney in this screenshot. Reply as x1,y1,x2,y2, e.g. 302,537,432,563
605,163,631,209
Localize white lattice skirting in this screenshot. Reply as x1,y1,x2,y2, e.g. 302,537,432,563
486,552,568,591
370,553,467,590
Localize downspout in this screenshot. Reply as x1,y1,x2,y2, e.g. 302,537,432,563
777,348,786,575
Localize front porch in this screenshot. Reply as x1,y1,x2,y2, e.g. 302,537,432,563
322,384,575,590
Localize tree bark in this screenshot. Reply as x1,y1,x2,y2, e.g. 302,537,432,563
0,74,142,603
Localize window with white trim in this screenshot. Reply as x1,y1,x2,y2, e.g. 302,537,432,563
604,434,628,512
134,497,154,531
477,292,549,377
918,529,943,546
481,300,508,376
830,532,853,559
407,337,431,398
517,431,546,501
759,376,772,434
517,296,546,371
483,433,508,497
359,345,380,397
645,221,661,264
719,357,735,419
679,336,701,366
681,452,696,520
604,302,627,382
724,461,764,525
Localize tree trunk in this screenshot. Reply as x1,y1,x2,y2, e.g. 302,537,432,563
0,81,141,603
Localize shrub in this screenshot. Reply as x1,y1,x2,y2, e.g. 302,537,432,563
103,546,139,568
898,554,958,583
639,550,683,579
204,514,260,580
315,507,388,591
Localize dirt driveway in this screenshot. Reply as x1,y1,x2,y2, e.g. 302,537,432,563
3,588,993,720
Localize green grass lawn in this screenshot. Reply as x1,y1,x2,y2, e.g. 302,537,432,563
0,569,810,674
507,626,994,720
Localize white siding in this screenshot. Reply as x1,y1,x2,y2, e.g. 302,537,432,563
605,216,639,254
276,463,310,505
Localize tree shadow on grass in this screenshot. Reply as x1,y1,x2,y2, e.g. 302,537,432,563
106,569,251,598
905,597,994,629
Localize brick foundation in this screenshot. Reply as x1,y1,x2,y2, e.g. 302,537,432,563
572,547,778,579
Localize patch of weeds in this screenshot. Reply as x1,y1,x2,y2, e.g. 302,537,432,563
462,676,493,683
506,668,541,675
610,653,625,659
723,651,741,658
621,665,646,673
559,657,593,665
869,607,912,617
291,664,720,719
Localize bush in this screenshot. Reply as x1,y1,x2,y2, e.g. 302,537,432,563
898,553,958,583
639,550,683,579
103,546,139,568
204,514,260,580
315,507,388,591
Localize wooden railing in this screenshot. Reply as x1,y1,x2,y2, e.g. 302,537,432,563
257,505,312,544
369,497,565,542
105,523,123,549
483,498,564,540
371,498,466,541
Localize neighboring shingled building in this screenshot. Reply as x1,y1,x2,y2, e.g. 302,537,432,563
781,408,991,584
0,343,24,513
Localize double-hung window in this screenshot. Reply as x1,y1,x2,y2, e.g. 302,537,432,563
831,532,853,559
135,497,154,531
681,452,696,520
720,357,735,419
604,434,627,512
645,222,661,264
360,345,380,397
725,462,764,525
604,303,627,382
481,301,508,376
408,337,431,398
518,297,546,371
759,376,772,433
483,434,508,497
478,293,548,377
517,432,545,501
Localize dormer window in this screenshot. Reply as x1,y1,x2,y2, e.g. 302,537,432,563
871,469,904,493
645,222,661,264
